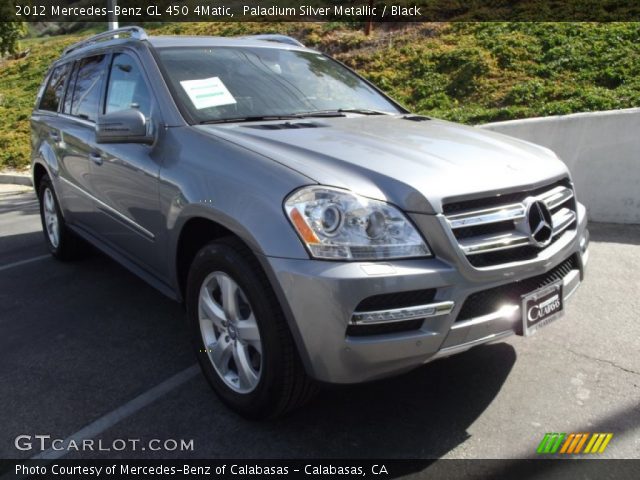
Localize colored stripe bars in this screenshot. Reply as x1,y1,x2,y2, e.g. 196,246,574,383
537,433,613,454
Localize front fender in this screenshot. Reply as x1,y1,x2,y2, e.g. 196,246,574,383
157,126,316,296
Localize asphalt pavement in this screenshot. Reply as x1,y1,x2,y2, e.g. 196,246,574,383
1,186,638,463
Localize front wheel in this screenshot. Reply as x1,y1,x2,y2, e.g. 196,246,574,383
186,238,316,419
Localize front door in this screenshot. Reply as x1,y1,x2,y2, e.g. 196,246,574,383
86,51,165,278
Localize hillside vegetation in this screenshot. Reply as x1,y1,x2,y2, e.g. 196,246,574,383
1,22,639,169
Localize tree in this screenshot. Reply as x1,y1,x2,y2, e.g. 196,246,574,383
0,0,26,55
0,22,26,55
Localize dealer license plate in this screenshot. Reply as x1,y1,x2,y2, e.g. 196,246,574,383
520,281,564,336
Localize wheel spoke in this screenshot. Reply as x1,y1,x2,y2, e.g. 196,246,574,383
199,317,217,346
233,343,259,390
200,289,226,330
219,275,239,321
208,337,233,374
236,315,260,345
44,190,54,212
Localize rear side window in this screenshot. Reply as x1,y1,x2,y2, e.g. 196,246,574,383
105,53,152,118
68,54,109,122
39,63,71,112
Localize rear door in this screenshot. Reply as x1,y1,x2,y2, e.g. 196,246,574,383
31,61,95,223
86,50,165,277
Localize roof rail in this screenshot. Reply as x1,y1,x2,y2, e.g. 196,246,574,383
240,34,305,47
63,26,148,56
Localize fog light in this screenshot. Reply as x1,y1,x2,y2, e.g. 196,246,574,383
497,304,519,320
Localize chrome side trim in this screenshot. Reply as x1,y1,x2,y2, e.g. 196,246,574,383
447,203,525,229
58,113,95,128
351,301,455,325
59,177,155,240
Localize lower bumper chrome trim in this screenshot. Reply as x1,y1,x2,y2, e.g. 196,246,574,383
451,304,519,330
437,266,581,357
351,301,455,325
432,330,514,360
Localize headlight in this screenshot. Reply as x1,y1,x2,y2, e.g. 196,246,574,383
284,186,431,260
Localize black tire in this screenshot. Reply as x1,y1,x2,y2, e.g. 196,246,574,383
38,175,83,261
186,237,317,419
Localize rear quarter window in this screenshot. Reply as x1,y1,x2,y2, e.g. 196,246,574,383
39,63,71,112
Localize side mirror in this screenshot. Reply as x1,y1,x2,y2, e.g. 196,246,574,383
96,109,154,145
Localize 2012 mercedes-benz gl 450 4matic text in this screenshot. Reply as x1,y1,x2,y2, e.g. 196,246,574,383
32,28,589,418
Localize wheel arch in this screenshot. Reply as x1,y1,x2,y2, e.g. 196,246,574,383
172,210,271,302
172,212,315,377
32,162,49,193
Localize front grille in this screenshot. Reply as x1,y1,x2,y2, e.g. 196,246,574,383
355,289,436,311
443,178,577,267
346,319,424,337
466,246,541,268
456,254,578,322
443,179,572,215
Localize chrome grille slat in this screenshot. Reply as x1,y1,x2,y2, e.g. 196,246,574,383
538,186,574,210
552,207,576,236
459,231,530,255
446,204,525,229
444,181,577,266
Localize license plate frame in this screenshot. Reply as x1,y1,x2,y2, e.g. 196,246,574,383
520,281,564,336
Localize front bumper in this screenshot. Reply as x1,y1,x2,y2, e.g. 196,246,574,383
264,203,589,384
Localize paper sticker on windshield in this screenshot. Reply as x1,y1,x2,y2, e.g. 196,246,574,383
180,77,236,110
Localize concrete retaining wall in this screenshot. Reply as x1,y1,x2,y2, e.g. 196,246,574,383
480,108,640,224
0,173,32,186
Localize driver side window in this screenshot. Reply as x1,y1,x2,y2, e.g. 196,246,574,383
105,53,152,118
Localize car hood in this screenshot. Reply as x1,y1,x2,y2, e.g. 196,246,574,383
197,115,569,214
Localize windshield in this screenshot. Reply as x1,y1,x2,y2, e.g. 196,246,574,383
156,46,402,123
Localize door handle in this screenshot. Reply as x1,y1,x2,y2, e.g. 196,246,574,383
89,152,103,166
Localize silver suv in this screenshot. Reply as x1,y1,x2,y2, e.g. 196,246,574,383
32,27,589,418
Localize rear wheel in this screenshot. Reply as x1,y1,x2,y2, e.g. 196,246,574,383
38,175,82,260
186,237,316,419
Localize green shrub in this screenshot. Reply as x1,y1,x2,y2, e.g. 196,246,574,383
2,22,640,169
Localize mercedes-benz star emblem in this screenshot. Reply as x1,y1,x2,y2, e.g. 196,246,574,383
526,200,553,247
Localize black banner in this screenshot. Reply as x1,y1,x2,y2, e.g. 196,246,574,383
1,459,640,480
5,0,640,22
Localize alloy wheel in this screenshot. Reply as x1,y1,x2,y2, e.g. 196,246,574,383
43,188,60,248
198,271,263,393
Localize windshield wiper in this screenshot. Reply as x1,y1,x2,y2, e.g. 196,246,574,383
291,109,392,118
198,109,389,124
336,108,392,115
200,115,305,125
